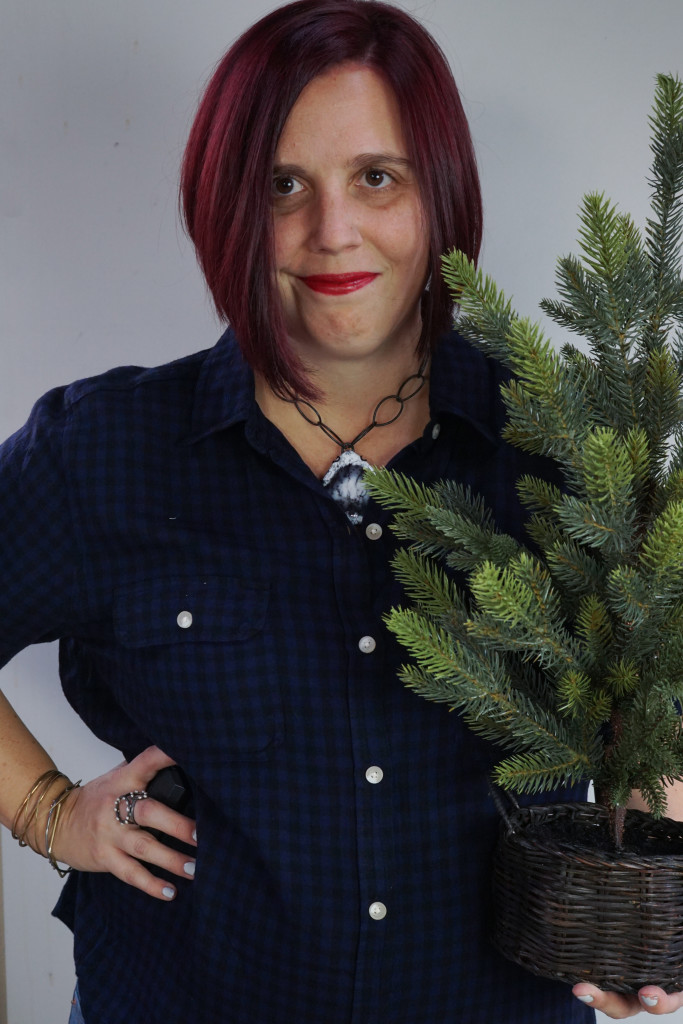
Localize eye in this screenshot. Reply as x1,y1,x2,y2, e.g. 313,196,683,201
362,168,393,189
272,175,304,197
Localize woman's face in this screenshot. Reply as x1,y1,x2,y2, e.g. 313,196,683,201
272,64,429,370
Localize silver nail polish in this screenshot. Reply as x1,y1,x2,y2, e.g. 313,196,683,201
162,886,175,899
192,829,197,843
184,861,196,876
576,995,594,1004
641,996,658,1008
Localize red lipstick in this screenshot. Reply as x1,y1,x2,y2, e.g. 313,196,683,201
300,273,379,295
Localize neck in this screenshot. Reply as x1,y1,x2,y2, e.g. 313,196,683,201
254,349,431,479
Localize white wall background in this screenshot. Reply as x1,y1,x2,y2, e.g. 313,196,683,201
1,1,682,1021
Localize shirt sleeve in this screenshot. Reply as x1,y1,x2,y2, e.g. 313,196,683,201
0,386,86,668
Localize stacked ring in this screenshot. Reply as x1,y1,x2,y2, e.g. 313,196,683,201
114,790,149,825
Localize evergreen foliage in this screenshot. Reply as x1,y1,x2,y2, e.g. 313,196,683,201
366,75,683,840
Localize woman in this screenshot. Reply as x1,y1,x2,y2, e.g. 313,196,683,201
0,1,680,1021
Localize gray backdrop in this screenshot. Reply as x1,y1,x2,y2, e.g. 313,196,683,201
2,1,682,1020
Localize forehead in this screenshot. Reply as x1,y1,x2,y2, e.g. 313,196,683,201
275,64,408,162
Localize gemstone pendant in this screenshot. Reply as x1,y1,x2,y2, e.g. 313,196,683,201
322,449,371,525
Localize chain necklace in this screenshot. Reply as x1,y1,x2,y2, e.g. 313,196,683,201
287,354,429,523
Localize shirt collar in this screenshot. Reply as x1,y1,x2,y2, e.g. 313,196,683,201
429,331,505,447
185,328,254,444
184,326,503,448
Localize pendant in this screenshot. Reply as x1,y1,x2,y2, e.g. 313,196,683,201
322,449,371,525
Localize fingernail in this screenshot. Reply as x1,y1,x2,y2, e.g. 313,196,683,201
184,861,196,876
576,995,594,1004
641,996,658,1007
192,829,197,843
162,886,175,900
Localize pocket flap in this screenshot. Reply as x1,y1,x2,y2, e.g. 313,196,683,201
114,575,269,648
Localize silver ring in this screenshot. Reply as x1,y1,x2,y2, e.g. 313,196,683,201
114,789,148,825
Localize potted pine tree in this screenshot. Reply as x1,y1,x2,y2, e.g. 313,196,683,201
367,73,683,993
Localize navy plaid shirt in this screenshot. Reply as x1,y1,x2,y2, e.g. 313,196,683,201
0,329,593,1024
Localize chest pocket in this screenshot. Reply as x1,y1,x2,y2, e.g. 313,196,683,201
113,575,279,766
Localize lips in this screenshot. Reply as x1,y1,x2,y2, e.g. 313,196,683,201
299,273,379,295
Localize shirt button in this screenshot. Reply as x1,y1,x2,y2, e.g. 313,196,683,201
365,522,383,541
365,766,384,784
177,610,193,629
431,422,441,440
358,635,376,654
369,902,387,920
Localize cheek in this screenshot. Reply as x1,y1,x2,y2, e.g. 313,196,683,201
388,233,429,291
380,205,429,281
273,223,290,270
273,213,304,272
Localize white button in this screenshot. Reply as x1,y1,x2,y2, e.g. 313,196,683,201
358,635,376,654
365,522,383,541
177,610,193,629
369,902,387,920
431,423,441,440
365,766,384,784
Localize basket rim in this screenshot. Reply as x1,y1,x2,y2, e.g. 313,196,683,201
499,801,683,869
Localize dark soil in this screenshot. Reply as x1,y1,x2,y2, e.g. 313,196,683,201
525,811,683,860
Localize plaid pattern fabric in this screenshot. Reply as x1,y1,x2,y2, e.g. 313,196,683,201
0,330,593,1024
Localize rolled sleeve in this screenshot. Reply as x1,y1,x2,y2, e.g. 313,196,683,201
0,387,85,667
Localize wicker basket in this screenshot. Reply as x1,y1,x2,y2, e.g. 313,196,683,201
492,801,683,993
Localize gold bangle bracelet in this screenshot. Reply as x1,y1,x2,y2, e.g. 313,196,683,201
44,781,81,877
11,769,73,857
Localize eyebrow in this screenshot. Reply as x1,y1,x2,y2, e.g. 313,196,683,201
272,152,414,176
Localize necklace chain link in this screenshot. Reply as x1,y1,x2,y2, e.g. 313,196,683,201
288,355,429,453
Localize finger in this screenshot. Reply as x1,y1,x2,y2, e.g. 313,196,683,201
126,745,176,783
573,983,683,1018
131,798,197,848
573,985,641,1018
635,987,683,1014
106,844,184,902
119,825,196,884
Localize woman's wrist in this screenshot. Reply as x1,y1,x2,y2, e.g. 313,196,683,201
11,768,79,870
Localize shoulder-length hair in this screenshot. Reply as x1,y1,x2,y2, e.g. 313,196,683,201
180,0,482,398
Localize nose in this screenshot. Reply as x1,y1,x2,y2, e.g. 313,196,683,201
309,188,362,254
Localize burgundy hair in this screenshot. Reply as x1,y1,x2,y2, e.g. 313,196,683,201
180,0,482,398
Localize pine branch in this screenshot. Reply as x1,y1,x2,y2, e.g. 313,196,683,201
554,493,636,557
641,346,683,468
580,427,637,511
545,540,607,601
492,751,592,796
639,499,683,586
390,624,591,775
441,251,517,366
575,594,613,670
391,547,469,623
603,658,640,698
557,669,612,722
466,556,583,675
365,468,439,513
645,74,683,347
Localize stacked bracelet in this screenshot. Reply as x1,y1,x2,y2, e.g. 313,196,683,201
44,781,81,877
11,769,68,847
11,769,81,874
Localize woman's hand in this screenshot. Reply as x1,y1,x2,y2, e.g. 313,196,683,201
574,984,683,1017
574,785,683,1014
51,745,197,901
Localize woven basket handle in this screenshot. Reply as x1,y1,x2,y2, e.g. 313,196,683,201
488,784,520,835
